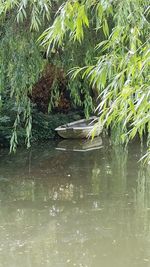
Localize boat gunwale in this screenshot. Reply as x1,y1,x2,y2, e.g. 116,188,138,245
55,125,96,131
55,116,99,132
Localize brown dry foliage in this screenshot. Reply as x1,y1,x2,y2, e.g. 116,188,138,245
31,63,71,113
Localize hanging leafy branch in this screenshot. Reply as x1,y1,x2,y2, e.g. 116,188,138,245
0,17,45,151
39,0,150,161
0,0,101,152
0,0,149,160
0,0,54,151
0,0,52,31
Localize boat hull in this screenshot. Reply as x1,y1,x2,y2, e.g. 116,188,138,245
56,127,102,139
55,117,102,139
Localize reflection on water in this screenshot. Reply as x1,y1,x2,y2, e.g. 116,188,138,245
0,140,150,267
56,137,103,152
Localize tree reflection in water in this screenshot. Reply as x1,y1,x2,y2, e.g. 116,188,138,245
0,140,150,267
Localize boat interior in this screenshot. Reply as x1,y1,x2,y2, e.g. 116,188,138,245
62,118,98,128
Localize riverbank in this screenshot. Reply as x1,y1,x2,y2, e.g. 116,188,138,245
0,111,83,148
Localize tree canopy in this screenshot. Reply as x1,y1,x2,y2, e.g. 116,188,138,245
0,0,150,160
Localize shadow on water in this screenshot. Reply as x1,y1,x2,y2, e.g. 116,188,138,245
0,138,150,267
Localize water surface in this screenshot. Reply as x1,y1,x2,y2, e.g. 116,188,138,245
0,139,150,267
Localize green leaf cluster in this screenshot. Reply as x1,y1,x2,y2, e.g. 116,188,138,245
0,1,97,150
0,0,150,161
39,0,150,161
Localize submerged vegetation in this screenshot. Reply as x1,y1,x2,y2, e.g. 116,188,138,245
0,0,150,160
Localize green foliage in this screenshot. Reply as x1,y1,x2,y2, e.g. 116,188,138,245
0,100,82,146
0,1,98,151
0,18,45,151
0,98,27,146
0,0,150,161
40,0,150,161
32,111,82,141
0,0,52,31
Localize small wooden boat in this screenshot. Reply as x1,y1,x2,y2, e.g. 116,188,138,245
55,116,102,139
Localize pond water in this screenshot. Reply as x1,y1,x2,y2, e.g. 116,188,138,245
0,138,150,267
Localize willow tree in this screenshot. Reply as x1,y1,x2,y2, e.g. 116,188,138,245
0,0,150,160
0,1,53,150
0,0,99,150
40,0,150,161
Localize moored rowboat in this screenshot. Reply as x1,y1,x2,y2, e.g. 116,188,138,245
55,116,102,139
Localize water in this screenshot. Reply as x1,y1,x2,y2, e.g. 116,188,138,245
0,139,150,267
